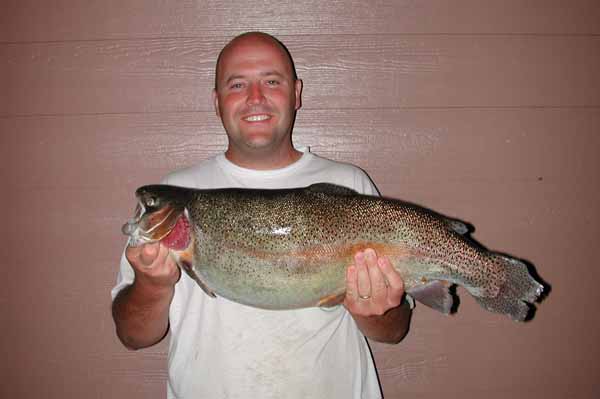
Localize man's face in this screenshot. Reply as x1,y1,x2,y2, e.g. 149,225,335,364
213,37,302,157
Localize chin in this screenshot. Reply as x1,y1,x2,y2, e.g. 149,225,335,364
244,141,276,151
241,135,277,149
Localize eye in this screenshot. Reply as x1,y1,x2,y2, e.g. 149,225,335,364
145,196,158,207
266,79,280,86
230,82,244,90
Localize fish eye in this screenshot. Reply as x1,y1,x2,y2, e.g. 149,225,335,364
145,196,158,207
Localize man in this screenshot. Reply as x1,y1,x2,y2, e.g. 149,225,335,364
112,32,412,398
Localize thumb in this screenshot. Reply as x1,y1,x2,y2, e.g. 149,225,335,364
139,242,160,266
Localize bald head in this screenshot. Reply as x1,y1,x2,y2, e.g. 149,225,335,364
215,32,297,90
211,31,303,169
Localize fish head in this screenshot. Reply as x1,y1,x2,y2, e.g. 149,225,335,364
121,185,192,248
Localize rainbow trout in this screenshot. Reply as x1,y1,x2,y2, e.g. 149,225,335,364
122,183,543,321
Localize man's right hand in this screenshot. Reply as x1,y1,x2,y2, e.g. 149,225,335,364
113,243,180,349
125,242,181,290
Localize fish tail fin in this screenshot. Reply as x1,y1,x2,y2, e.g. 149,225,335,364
475,255,544,321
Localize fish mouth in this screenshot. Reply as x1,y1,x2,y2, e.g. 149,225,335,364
121,201,181,246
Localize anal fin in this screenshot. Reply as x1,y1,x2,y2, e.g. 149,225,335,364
406,280,454,314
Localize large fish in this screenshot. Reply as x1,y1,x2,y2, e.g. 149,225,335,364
122,183,544,321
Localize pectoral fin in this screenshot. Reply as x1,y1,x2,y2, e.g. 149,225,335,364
178,258,216,298
171,233,216,298
317,292,346,307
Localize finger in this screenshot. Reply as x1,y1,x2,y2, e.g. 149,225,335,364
345,265,359,301
125,245,141,265
377,257,403,290
155,244,178,274
354,251,371,299
139,242,160,267
163,251,182,283
364,249,388,301
148,244,181,285
377,257,405,304
155,242,171,264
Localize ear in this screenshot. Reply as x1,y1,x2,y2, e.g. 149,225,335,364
294,79,303,111
212,89,221,117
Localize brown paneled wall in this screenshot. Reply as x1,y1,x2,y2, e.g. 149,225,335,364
2,1,599,398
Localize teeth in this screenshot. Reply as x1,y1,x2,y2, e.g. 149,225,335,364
244,114,270,122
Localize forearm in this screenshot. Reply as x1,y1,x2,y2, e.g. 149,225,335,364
112,281,174,350
351,300,412,344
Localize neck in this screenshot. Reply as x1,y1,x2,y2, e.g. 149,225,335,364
224,147,303,170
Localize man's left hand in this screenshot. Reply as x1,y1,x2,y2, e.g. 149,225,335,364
343,248,405,316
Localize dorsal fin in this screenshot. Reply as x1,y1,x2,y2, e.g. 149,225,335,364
307,183,358,196
446,218,469,235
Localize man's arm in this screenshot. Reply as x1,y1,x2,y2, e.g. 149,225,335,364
112,243,180,350
344,249,412,344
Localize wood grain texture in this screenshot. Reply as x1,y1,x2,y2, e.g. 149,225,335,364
2,35,599,116
3,1,600,398
3,108,599,397
3,172,598,398
4,184,597,398
2,0,599,42
3,107,598,191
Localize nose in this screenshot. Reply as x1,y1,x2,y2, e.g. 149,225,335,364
246,82,265,105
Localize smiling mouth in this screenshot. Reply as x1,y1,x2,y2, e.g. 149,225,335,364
243,114,271,122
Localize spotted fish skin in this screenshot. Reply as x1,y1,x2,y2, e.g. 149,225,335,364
123,183,544,321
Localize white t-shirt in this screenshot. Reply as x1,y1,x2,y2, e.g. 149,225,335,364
112,148,383,399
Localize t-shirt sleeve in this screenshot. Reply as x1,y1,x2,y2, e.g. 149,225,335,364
352,167,380,196
111,249,135,300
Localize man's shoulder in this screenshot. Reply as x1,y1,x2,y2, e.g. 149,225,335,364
161,155,221,188
306,151,364,174
300,151,379,195
308,152,372,178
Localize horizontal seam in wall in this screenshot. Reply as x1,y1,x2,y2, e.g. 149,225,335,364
1,33,600,46
1,105,599,120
